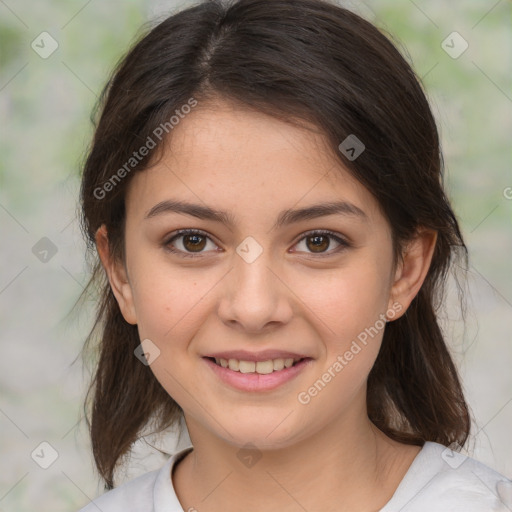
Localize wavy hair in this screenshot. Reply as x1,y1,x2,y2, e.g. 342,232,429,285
78,0,471,490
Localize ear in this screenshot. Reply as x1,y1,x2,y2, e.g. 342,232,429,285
95,224,137,325
387,229,437,320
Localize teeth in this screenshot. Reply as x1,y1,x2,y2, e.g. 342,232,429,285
273,358,285,371
256,360,274,374
239,360,255,373
214,357,301,374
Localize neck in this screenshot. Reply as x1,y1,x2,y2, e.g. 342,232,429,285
172,396,420,512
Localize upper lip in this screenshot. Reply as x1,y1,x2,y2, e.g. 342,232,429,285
203,350,311,362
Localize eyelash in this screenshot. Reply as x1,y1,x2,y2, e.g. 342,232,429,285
162,228,350,259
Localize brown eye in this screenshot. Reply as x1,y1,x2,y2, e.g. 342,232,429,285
306,234,330,253
164,229,218,258
182,233,207,252
293,230,349,256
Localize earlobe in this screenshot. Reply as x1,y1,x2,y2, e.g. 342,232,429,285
95,224,138,325
387,229,437,320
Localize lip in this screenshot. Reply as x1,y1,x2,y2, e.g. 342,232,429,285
203,356,313,392
202,349,311,362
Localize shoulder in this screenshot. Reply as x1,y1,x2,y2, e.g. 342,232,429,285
75,446,193,512
384,441,512,512
428,449,511,511
76,464,163,512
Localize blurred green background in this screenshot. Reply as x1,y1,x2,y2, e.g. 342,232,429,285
0,0,511,510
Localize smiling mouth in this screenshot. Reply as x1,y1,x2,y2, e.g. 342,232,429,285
204,356,309,374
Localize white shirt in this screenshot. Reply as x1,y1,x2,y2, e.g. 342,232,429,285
77,441,512,511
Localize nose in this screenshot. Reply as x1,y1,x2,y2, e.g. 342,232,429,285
217,245,293,334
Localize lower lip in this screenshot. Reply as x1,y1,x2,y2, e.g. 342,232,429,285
203,357,313,392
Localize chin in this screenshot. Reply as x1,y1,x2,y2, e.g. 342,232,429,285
216,417,305,451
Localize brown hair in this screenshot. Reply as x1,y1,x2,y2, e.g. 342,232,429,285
78,0,471,490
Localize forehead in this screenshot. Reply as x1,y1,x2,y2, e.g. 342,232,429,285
125,100,383,227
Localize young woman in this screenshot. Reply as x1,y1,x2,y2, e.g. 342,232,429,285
76,0,511,510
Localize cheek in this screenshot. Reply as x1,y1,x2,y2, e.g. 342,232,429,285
130,264,213,343
125,241,187,331
294,256,391,348
292,261,390,419
127,261,219,406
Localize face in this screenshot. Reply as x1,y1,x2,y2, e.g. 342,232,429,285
98,99,433,451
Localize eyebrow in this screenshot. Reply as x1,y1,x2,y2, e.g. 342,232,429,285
144,199,367,230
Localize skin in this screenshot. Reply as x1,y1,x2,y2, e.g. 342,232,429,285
96,98,437,512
